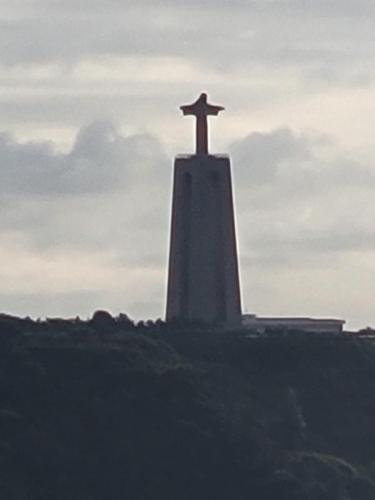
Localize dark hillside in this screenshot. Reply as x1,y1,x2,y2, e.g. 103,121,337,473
0,314,375,500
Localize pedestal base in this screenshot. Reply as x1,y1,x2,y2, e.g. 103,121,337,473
166,154,241,326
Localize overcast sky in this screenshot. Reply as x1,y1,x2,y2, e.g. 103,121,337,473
1,0,375,328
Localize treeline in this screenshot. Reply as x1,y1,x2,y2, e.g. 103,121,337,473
1,311,374,340
0,311,246,342
0,310,168,338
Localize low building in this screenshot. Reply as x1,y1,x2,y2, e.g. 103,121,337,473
242,314,345,334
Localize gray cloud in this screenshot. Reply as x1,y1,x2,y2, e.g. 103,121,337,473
2,0,375,162
230,127,313,184
231,128,375,197
230,128,375,267
1,0,375,87
0,121,170,265
0,120,168,196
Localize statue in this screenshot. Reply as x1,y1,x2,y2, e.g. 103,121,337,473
180,93,224,155
166,92,242,325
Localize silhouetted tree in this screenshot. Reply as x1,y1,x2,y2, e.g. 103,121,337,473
116,313,135,330
90,310,116,333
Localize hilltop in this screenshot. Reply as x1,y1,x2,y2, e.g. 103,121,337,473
1,312,375,500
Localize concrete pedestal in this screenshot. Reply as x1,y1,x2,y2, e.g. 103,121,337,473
166,154,241,325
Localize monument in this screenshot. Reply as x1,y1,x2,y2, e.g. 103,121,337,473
166,93,242,325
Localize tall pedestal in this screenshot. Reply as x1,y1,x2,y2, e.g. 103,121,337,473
166,154,242,325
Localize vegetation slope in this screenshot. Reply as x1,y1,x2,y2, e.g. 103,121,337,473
0,312,375,500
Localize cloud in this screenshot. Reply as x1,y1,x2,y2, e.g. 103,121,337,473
231,127,375,199
1,0,375,86
234,145,375,327
230,128,375,269
230,127,313,184
0,121,170,258
2,0,375,158
0,120,168,196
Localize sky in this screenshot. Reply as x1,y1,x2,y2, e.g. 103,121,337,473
1,0,375,329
